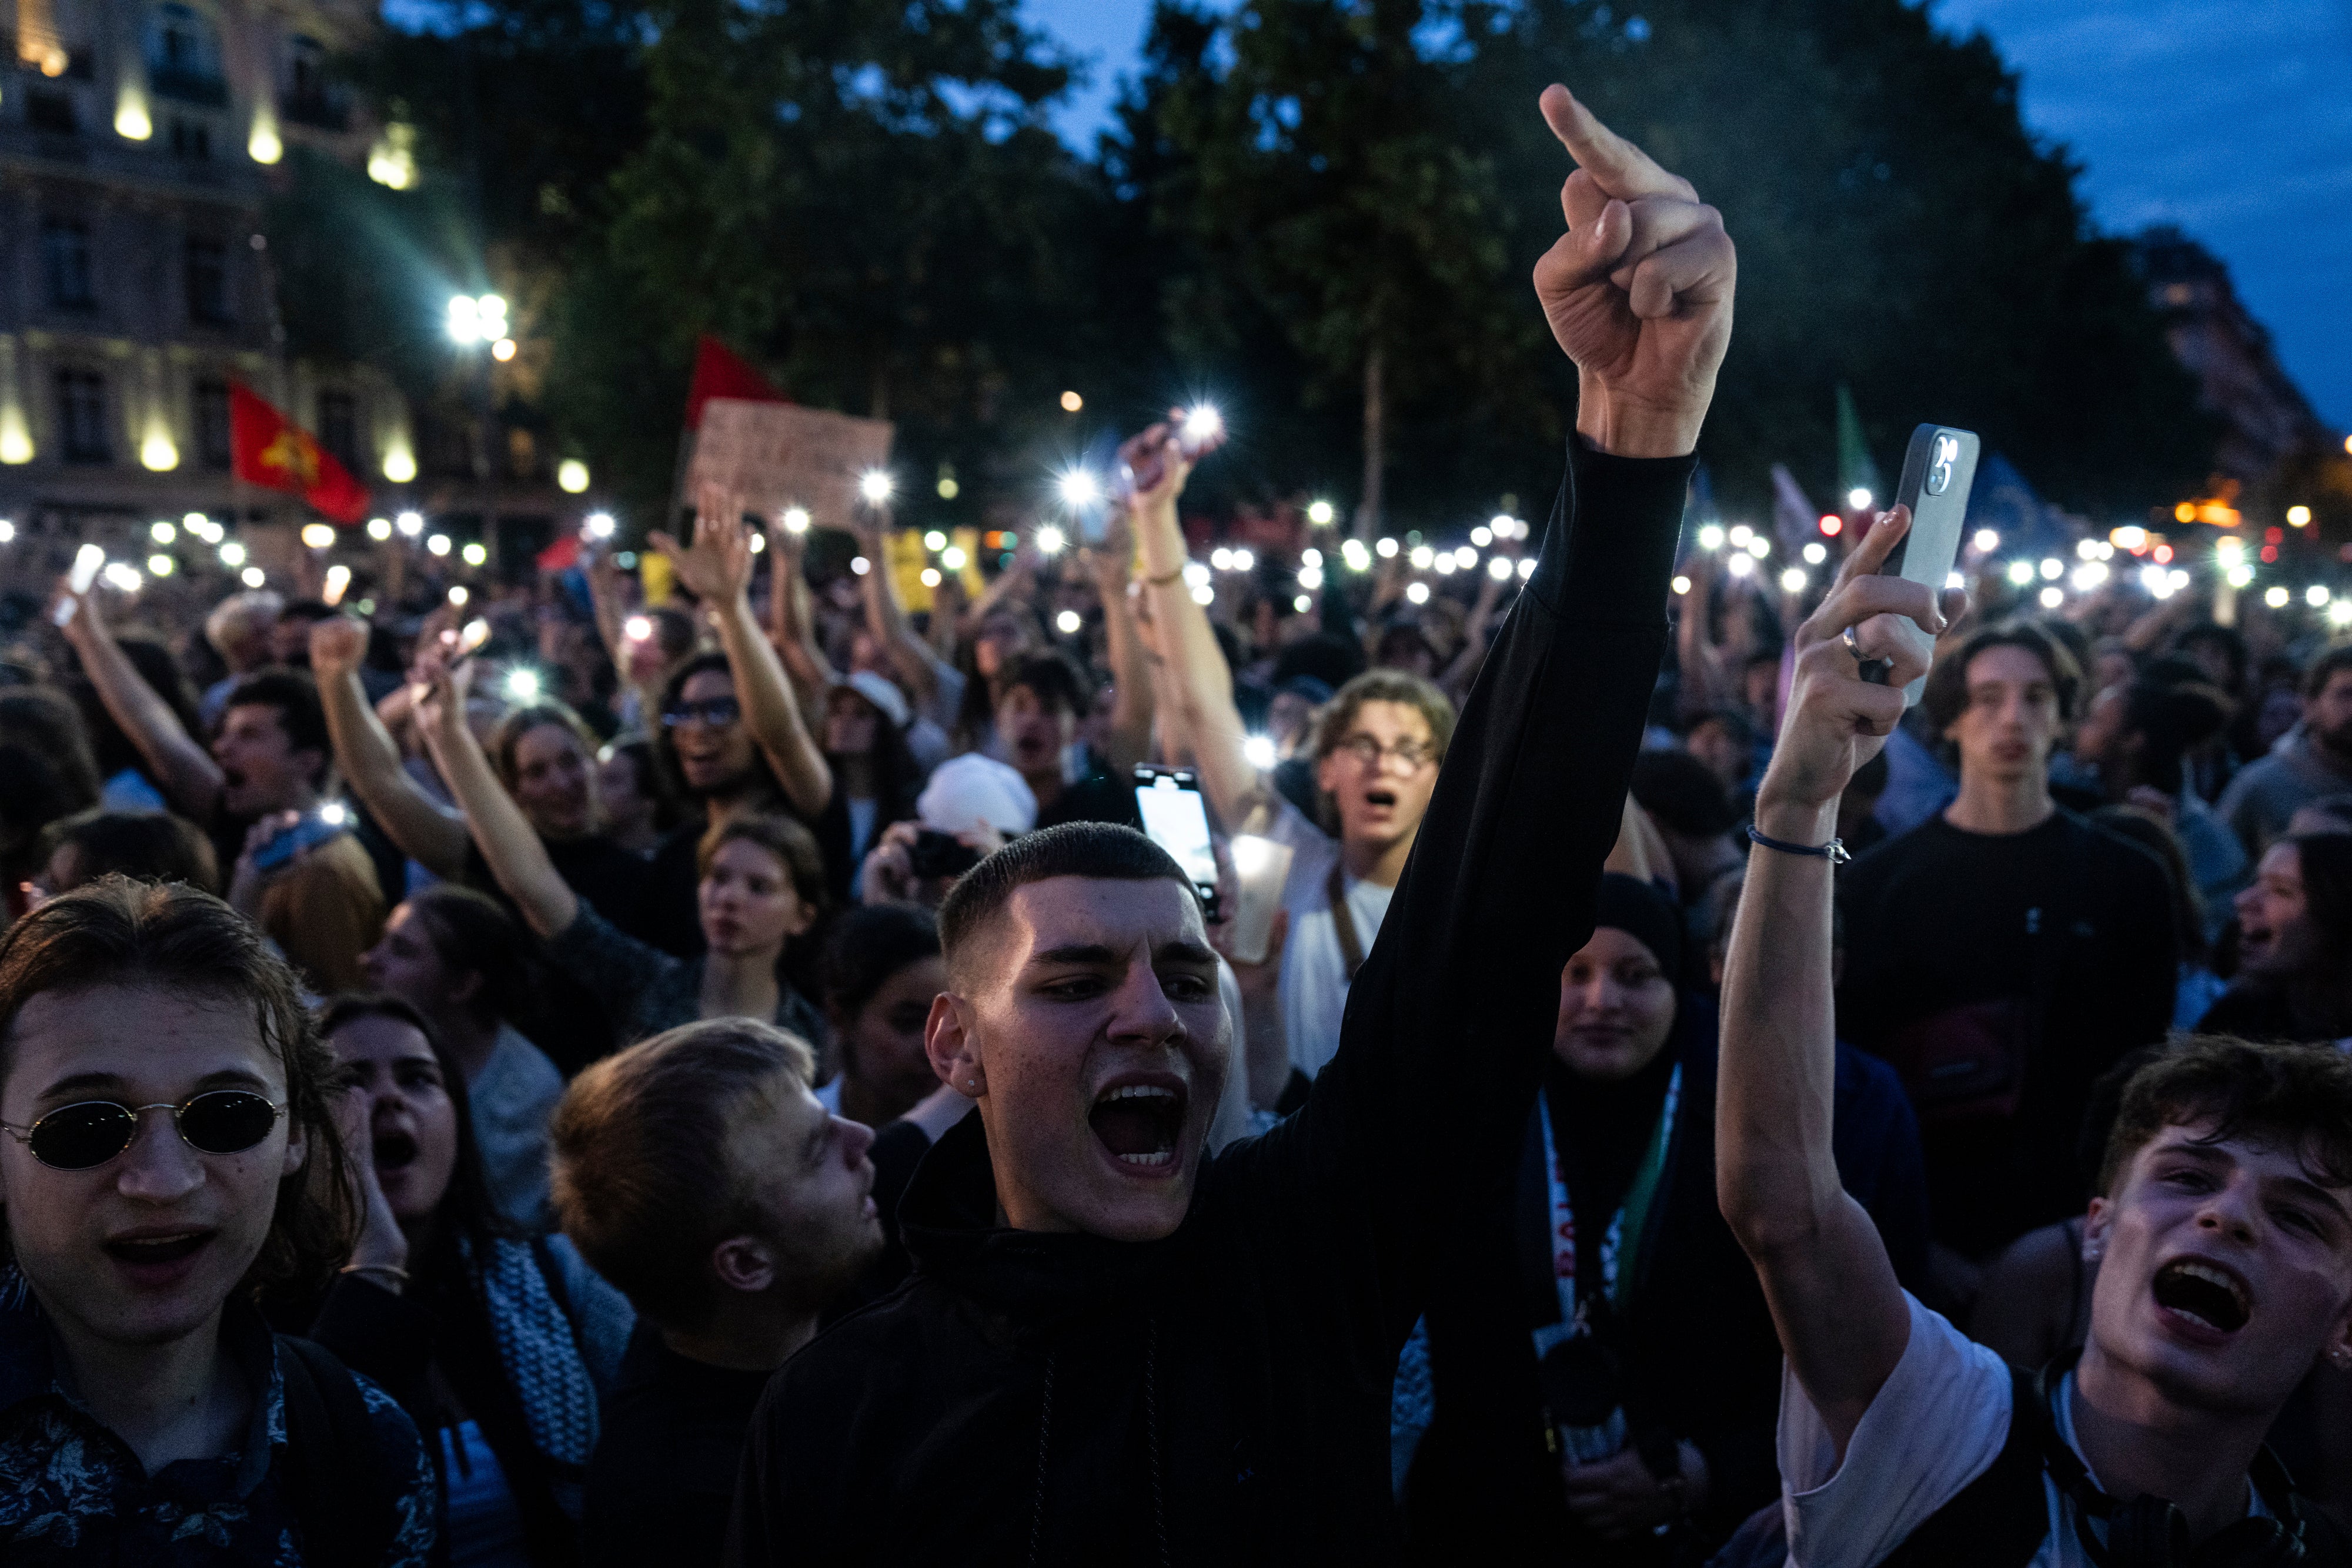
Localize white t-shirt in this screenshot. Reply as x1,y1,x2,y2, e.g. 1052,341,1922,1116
1780,1292,2269,1568
1269,799,1395,1081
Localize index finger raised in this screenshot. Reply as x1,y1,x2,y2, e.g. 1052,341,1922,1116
1539,85,1696,202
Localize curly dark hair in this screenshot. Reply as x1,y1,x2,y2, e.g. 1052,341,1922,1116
0,877,356,1298
2097,1034,2352,1198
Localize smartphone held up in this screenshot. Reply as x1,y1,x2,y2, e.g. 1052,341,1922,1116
1868,424,1979,707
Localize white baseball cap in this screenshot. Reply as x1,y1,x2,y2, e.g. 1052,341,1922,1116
918,753,1037,837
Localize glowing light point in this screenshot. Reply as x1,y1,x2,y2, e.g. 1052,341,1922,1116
220,541,247,567
148,554,175,576
1035,526,1065,556
1803,542,1828,565
301,523,336,550
1975,529,2000,553
1405,581,1430,605
1780,567,1808,593
1307,500,1335,527
1847,488,1872,511
2039,586,2064,609
858,470,894,505
584,512,615,540
151,521,177,543
781,508,810,534
1243,736,1277,771
447,585,468,606
396,511,425,537
426,534,452,556
506,668,541,702
366,517,393,541
1181,404,1223,446
2264,586,2291,609
1057,469,1102,510
1698,525,1725,551
462,542,487,567
1055,610,1083,636
556,459,589,493
241,567,265,587
1671,575,1692,596
1060,390,1083,413
1375,538,1399,559
2287,506,2312,527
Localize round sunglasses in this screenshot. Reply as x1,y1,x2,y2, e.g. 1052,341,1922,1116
1,1091,288,1172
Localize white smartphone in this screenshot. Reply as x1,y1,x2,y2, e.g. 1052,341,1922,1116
1877,424,1980,706
53,544,105,626
1134,767,1222,923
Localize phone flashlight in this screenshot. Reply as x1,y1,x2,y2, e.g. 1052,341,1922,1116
1180,404,1224,451
624,614,653,643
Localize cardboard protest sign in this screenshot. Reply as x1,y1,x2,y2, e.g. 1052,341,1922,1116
687,399,894,530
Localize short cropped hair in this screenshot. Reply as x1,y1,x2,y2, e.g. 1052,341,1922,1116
39,809,219,894
937,823,1194,984
2097,1035,2352,1199
697,812,829,917
1632,747,1739,838
1922,620,2083,736
205,589,283,658
549,1018,816,1330
0,878,354,1295
222,670,331,783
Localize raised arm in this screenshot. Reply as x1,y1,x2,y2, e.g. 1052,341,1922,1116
1244,85,1730,1322
1081,504,1155,775
1130,427,1261,831
653,485,832,817
54,583,224,820
844,509,948,710
416,655,580,940
764,520,839,709
1716,508,1959,1458
309,616,471,878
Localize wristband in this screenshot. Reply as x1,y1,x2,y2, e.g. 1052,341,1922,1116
1745,823,1850,865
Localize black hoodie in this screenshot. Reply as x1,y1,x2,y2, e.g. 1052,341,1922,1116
724,441,1691,1567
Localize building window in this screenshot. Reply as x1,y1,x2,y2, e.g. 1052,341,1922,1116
147,3,228,104
186,237,230,323
195,378,233,468
169,116,212,160
56,370,112,464
281,34,345,129
318,390,358,472
42,219,95,309
26,88,78,133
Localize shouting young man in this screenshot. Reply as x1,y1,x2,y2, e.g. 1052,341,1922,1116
1719,516,2352,1564
726,82,1732,1566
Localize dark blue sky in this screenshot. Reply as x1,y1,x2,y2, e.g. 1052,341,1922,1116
1028,0,2352,430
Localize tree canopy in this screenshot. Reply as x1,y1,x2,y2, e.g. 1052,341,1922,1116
293,0,2220,536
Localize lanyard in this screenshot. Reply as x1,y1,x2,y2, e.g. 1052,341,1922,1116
1535,1062,1682,1330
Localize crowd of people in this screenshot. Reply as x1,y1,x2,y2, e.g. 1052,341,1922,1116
2,81,2350,1568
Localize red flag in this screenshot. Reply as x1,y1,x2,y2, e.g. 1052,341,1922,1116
230,383,370,524
683,336,788,430
535,534,583,573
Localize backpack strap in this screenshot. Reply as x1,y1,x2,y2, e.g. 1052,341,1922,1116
1877,1364,2050,1568
276,1333,402,1568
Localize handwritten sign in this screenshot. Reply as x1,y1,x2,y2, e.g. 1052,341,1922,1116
687,399,895,530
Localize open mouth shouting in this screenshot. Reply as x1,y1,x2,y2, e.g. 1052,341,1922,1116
103,1225,217,1288
2152,1255,2253,1339
1088,1077,1188,1178
373,1126,419,1176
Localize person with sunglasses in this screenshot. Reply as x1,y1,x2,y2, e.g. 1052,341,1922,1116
302,993,633,1568
642,486,833,958
0,878,436,1565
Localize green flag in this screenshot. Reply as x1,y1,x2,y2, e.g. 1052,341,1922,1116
1836,383,1886,510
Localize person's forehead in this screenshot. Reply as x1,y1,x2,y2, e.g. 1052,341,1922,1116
5,984,278,1105
332,1014,434,1066
681,668,734,700
1966,645,2053,687
1002,876,1205,954
1345,699,1431,738
1575,926,1662,967
710,837,785,876
222,703,286,735
516,721,581,758
2257,843,2303,882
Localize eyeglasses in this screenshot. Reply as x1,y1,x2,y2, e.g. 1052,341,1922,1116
1331,733,1438,770
662,697,743,730
1,1091,287,1172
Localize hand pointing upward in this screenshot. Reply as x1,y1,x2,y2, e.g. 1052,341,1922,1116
1532,85,1735,460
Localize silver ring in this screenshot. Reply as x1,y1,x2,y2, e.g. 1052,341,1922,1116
1843,624,1893,685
